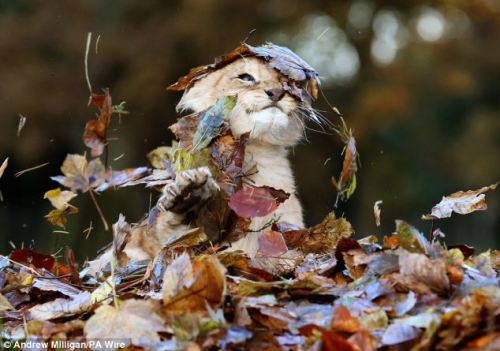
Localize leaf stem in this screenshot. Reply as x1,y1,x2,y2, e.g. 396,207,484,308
89,190,109,231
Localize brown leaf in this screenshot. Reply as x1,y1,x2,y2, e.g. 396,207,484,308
162,254,226,313
422,183,498,220
45,206,79,228
331,306,361,333
51,154,106,193
167,43,319,103
284,212,353,254
169,113,200,149
397,251,450,294
299,324,357,351
83,90,113,157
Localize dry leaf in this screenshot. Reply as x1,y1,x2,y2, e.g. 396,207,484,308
284,212,353,254
374,200,383,227
162,254,226,313
17,114,27,137
84,299,167,346
0,157,8,178
422,183,498,220
44,188,77,210
397,251,450,294
29,292,92,320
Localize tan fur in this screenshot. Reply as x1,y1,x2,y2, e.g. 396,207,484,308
178,58,306,255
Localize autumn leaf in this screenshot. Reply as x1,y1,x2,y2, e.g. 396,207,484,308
29,292,92,320
169,113,200,148
84,299,167,345
51,154,106,193
422,183,498,220
167,43,319,103
45,207,79,228
83,90,127,158
396,251,450,295
373,200,382,227
228,186,290,218
10,248,55,270
162,253,226,313
283,212,353,254
0,157,8,178
0,294,14,312
331,118,359,206
44,188,77,210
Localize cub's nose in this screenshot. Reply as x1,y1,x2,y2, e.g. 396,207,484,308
265,88,285,102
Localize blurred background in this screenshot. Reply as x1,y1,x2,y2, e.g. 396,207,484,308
0,0,498,261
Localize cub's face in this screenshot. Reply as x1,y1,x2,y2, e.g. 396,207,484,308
177,57,309,146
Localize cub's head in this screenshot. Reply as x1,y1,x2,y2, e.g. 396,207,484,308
169,43,321,146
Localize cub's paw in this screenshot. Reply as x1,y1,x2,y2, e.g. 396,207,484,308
158,167,219,214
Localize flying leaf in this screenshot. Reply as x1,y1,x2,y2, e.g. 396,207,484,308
422,183,498,220
83,90,113,157
0,157,8,178
228,186,290,218
17,114,27,137
332,118,359,206
374,200,383,227
94,167,150,192
45,206,79,228
44,188,77,210
84,299,167,345
192,95,237,151
51,154,106,193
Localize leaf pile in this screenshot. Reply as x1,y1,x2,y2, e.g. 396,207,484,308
1,214,499,350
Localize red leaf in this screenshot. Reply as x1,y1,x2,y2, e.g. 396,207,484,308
299,324,356,351
10,248,55,271
258,231,288,256
228,186,289,218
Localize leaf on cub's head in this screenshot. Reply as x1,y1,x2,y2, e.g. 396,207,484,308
167,43,320,103
422,183,498,220
228,186,290,219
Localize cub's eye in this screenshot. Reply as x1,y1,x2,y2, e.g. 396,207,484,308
237,73,255,82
